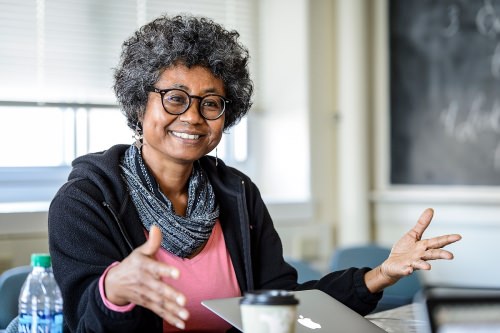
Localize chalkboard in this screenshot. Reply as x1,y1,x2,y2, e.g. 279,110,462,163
390,0,500,185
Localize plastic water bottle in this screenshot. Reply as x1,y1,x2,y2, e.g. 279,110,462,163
18,253,63,333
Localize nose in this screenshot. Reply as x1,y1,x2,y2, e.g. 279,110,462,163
178,97,204,123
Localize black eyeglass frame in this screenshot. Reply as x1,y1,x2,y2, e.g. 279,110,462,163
147,87,230,120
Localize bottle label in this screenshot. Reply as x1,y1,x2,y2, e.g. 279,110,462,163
19,312,63,333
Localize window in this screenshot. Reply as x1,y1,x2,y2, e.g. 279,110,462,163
0,0,255,205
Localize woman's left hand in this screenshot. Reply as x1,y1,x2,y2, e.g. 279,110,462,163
365,208,462,293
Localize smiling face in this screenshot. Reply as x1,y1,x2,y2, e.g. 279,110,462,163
140,64,225,168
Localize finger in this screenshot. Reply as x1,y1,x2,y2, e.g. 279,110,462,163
411,260,431,271
136,226,180,279
399,265,414,276
127,274,188,318
137,292,189,330
408,208,434,240
421,248,455,260
146,259,181,280
134,273,186,307
140,225,163,257
424,234,462,250
161,308,188,330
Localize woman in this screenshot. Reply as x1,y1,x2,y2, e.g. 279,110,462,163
48,14,461,332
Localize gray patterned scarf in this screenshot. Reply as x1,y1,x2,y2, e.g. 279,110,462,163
120,146,219,258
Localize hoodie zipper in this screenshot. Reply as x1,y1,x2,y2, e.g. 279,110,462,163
238,179,254,291
102,201,135,252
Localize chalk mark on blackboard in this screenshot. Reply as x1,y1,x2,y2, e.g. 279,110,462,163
476,0,500,38
492,42,500,79
440,94,500,170
442,5,460,38
440,95,500,142
495,142,500,170
477,0,500,79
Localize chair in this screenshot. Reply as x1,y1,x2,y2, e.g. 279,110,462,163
330,244,422,313
4,316,18,333
0,266,31,330
285,257,323,283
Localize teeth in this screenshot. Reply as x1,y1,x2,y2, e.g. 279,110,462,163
172,131,200,140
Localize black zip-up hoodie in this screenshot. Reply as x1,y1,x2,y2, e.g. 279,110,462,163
48,144,381,333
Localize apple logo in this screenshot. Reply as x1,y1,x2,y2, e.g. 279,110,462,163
297,315,322,329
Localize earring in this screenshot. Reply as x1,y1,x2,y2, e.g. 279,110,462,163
133,121,143,150
215,147,218,167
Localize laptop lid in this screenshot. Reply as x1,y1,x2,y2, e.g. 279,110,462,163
202,289,386,333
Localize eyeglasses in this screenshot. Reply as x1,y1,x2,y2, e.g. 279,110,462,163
147,87,230,120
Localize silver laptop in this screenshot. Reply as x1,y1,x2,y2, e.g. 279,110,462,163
202,289,386,332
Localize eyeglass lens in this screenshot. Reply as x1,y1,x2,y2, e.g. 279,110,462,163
163,89,224,119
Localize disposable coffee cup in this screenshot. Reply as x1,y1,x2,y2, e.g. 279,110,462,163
240,290,299,333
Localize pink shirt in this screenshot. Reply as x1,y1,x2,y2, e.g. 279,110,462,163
99,220,241,332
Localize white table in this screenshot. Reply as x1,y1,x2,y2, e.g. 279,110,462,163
366,303,427,333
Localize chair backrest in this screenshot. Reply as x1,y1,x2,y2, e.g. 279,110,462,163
330,244,422,313
5,315,19,333
285,257,322,283
0,266,31,329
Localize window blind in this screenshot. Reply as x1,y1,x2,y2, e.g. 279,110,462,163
0,0,256,103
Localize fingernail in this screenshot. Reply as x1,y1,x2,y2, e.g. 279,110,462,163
176,321,185,330
171,269,180,279
176,295,186,306
178,309,189,320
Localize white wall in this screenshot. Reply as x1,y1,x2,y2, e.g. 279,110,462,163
335,0,371,245
0,209,49,270
248,0,336,266
253,0,310,201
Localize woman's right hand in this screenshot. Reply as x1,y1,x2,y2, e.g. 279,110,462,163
104,225,189,329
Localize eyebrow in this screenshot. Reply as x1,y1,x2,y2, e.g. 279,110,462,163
170,83,220,94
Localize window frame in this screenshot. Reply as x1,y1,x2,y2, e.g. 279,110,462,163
0,100,120,204
0,99,248,206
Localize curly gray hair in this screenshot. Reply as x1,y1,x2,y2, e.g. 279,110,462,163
114,14,253,130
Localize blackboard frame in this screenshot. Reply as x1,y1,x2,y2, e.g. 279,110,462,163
371,0,500,204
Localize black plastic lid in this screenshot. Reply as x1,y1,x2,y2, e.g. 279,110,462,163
240,290,299,305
